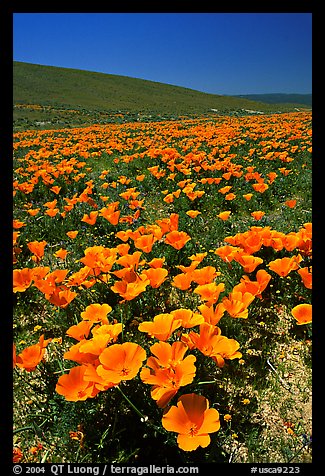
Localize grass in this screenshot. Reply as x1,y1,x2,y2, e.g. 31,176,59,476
13,109,312,465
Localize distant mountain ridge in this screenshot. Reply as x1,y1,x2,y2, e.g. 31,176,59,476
234,93,312,106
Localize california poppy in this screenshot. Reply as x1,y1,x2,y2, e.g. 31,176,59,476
186,210,201,218
268,256,300,277
162,393,220,451
111,272,150,301
291,304,312,325
138,313,182,341
170,308,204,328
13,268,33,293
54,248,68,260
165,230,191,250
217,211,231,221
56,365,100,401
134,234,156,253
251,211,265,221
222,291,255,319
142,267,168,288
66,230,79,239
297,266,312,289
234,269,271,298
198,303,225,326
80,303,112,324
285,199,297,209
191,266,220,285
194,282,225,306
27,240,47,263
140,341,196,407
16,334,52,372
172,272,193,290
81,211,98,225
96,342,146,384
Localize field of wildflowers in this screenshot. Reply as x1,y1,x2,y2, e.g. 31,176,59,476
13,111,312,464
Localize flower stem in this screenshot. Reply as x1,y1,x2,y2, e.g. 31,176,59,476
116,385,146,420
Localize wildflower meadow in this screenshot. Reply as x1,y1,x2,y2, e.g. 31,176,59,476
13,111,312,464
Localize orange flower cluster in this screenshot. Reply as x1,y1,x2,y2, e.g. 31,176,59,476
13,111,311,453
56,303,146,401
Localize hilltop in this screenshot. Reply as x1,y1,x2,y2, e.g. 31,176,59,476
13,61,311,131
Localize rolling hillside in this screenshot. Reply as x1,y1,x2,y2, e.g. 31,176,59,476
13,61,310,131
235,93,312,107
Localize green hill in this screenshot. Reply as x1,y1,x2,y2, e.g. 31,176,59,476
13,61,310,131
235,93,312,107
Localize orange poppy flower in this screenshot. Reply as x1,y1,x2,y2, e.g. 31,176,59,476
252,182,269,193
26,208,40,217
234,269,271,298
80,245,117,275
222,291,255,319
13,219,26,229
147,257,166,268
50,185,61,194
268,256,300,277
65,266,91,287
45,208,59,217
225,193,236,201
217,211,231,221
56,365,100,401
99,207,120,225
138,313,182,341
297,266,312,289
291,303,312,325
111,272,150,301
186,210,201,218
140,341,196,408
214,245,242,263
66,321,93,341
13,268,33,293
13,447,23,463
285,199,297,208
16,335,52,372
81,211,98,225
164,230,191,250
162,393,220,451
191,266,220,285
251,211,265,221
54,248,68,260
194,282,225,306
198,303,225,326
170,308,204,328
134,234,156,253
142,267,168,288
189,252,207,263
233,253,263,273
66,230,79,239
46,287,78,308
27,240,47,263
82,363,117,392
182,322,241,367
80,303,112,324
96,342,146,384
243,193,253,201
267,172,277,184
172,272,193,290
63,340,100,365
115,250,143,270
282,233,301,251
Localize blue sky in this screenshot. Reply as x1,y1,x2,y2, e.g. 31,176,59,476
13,13,312,95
